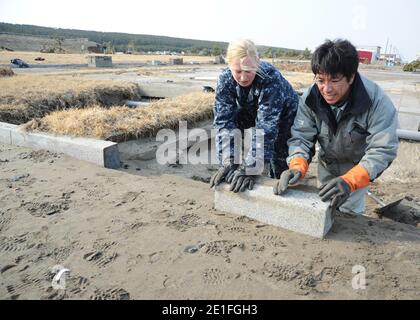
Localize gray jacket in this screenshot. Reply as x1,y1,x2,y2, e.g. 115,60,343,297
287,73,399,180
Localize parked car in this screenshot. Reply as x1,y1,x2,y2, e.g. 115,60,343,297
10,58,29,68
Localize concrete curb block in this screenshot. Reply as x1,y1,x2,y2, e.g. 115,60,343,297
0,122,120,169
215,180,334,238
138,83,210,98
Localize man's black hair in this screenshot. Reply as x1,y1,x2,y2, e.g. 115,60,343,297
311,39,359,80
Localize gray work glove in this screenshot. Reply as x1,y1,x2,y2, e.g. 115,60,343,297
209,163,238,188
273,169,302,195
318,177,351,208
227,166,255,193
269,158,288,179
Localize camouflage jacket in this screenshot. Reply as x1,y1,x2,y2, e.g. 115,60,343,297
213,61,298,168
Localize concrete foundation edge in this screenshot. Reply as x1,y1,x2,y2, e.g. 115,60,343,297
0,122,120,169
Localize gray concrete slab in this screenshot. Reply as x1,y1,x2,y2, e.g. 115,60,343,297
0,122,14,145
398,113,420,132
214,178,334,238
84,69,218,98
0,122,120,169
137,82,206,98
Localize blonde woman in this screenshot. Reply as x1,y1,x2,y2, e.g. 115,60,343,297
210,39,299,192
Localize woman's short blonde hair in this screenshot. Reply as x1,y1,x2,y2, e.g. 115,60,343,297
226,39,260,73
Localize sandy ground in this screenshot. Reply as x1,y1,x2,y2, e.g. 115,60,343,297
0,62,419,300
0,140,419,300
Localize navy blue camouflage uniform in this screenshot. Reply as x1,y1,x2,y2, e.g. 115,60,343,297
214,61,299,178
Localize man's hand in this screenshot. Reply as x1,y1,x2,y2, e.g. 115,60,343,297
269,158,288,179
318,177,351,208
273,169,302,195
227,167,255,193
209,163,238,188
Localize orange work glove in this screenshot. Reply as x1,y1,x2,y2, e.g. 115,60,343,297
289,157,309,179
340,164,371,193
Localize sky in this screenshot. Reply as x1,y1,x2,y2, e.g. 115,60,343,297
0,0,419,61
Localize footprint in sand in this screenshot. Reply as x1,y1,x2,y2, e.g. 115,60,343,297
4,272,50,300
83,240,119,268
22,198,71,218
66,276,91,296
295,273,322,294
260,262,339,295
40,274,92,300
148,251,164,264
166,214,201,232
124,220,148,232
122,191,141,203
202,268,230,285
200,240,244,258
93,240,118,251
114,191,142,207
83,251,118,268
1,264,18,274
227,226,247,233
259,234,287,248
90,288,130,300
0,235,29,253
0,211,13,232
234,216,255,224
77,183,110,201
262,262,304,282
18,150,61,163
50,247,73,264
8,174,36,187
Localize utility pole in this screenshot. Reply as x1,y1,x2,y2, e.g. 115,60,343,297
389,44,393,66
382,37,389,66
272,47,275,65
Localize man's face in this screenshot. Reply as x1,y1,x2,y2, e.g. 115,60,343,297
315,73,355,105
229,56,257,87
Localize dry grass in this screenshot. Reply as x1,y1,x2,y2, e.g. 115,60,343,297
0,73,140,124
0,67,14,77
43,65,213,78
275,62,312,73
0,73,137,99
24,92,215,142
282,72,314,89
0,51,86,65
0,55,314,142
0,51,215,65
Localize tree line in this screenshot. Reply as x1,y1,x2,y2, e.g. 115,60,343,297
0,22,305,57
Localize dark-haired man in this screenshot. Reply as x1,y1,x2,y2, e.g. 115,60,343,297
274,39,399,215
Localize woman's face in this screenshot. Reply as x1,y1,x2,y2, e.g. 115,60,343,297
229,56,257,87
